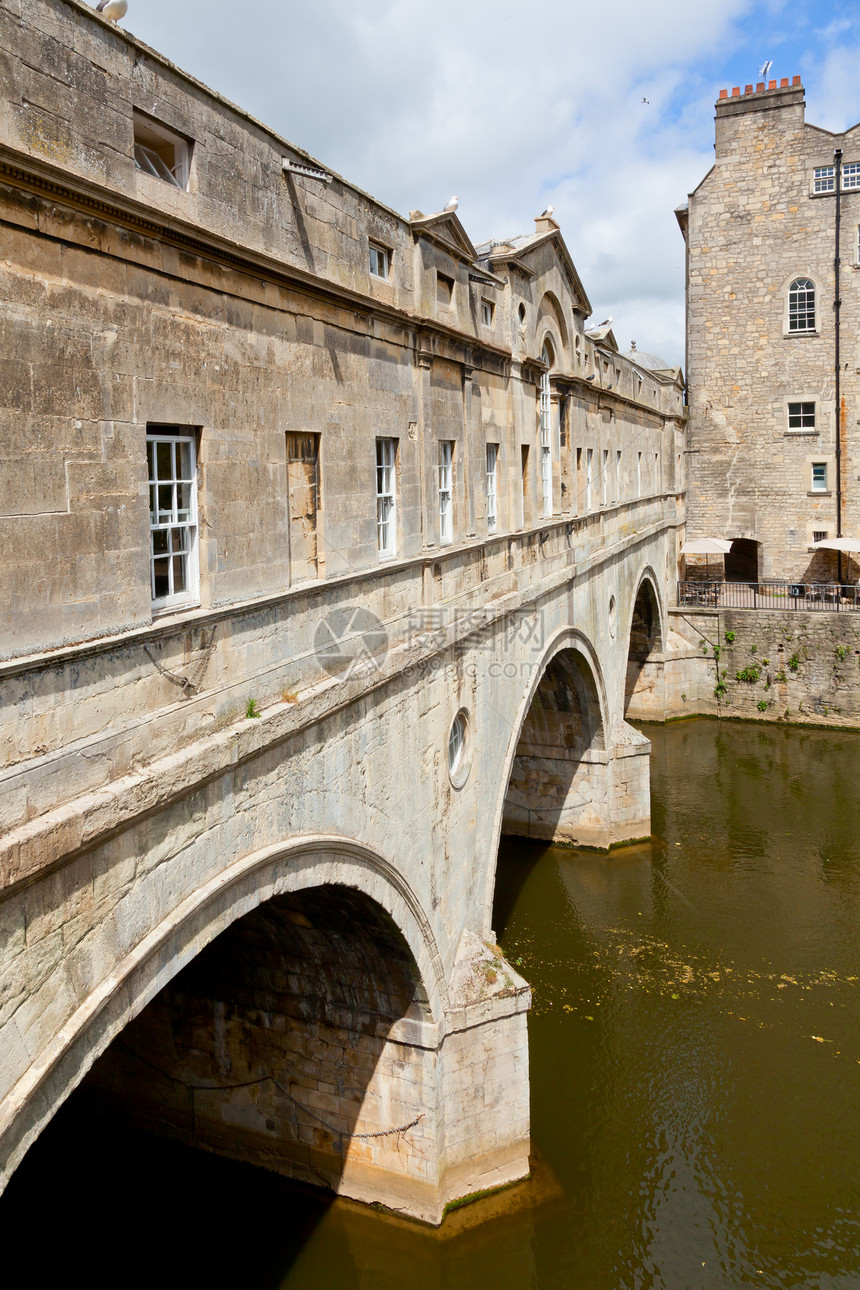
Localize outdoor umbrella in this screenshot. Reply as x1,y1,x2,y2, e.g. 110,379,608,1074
680,537,733,580
812,536,860,585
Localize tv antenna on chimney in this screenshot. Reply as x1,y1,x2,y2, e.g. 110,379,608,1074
758,60,773,81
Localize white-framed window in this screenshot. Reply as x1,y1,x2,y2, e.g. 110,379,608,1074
788,401,815,430
147,430,198,608
788,278,816,332
376,437,397,558
586,448,593,510
481,300,495,326
814,165,836,193
540,346,552,518
811,461,828,492
439,440,454,544
134,113,190,190
486,443,498,534
616,449,622,502
843,162,860,190
637,451,642,498
601,449,608,506
369,242,390,279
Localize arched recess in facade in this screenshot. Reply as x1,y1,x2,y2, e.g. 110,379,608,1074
624,568,665,719
486,628,610,904
0,838,447,1199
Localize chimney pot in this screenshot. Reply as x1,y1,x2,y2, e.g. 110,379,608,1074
744,84,753,94
756,82,765,92
768,79,777,89
780,77,789,87
732,86,740,97
718,89,728,100
792,75,801,86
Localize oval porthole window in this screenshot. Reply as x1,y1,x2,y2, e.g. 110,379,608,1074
447,710,471,788
608,594,617,639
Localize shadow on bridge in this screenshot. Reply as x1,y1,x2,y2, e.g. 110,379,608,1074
1,885,433,1279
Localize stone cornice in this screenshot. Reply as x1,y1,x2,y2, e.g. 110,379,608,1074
0,148,514,376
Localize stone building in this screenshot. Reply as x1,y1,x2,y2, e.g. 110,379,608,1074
0,0,685,1220
679,76,860,583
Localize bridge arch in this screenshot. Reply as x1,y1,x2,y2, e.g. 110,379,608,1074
624,567,665,717
483,627,610,922
2,837,447,1199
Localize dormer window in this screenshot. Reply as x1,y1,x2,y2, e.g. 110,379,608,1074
133,113,190,190
437,273,454,308
369,242,390,279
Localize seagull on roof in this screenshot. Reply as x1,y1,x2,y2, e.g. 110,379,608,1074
443,196,459,212
96,0,128,22
540,205,554,217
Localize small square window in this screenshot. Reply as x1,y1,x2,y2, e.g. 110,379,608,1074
437,273,454,307
369,243,390,279
843,162,860,191
811,462,828,492
788,401,815,429
814,166,836,193
813,530,828,544
134,113,190,190
481,300,495,326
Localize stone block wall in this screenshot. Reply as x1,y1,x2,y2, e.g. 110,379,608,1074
683,78,860,580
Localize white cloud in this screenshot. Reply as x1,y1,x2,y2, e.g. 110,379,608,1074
125,0,763,366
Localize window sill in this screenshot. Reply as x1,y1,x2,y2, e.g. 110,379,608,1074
783,329,820,339
152,597,201,619
784,429,818,436
808,490,831,497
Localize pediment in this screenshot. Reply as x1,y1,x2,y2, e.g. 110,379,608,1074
487,229,592,317
408,209,478,264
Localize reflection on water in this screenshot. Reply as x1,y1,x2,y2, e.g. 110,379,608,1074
4,718,860,1287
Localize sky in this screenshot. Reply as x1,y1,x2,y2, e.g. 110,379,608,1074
122,0,860,367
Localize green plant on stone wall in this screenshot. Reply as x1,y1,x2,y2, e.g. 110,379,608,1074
725,631,735,644
788,653,800,673
714,681,727,699
750,644,757,654
736,664,762,684
757,700,768,712
762,658,770,667
835,644,849,662
775,670,787,683
245,698,262,719
713,644,721,662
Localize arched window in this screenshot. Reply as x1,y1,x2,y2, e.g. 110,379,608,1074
788,278,815,332
540,343,553,518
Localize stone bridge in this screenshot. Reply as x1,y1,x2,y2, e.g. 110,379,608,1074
0,0,684,1226
0,522,673,1223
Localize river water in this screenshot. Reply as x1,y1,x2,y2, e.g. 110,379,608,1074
4,719,860,1287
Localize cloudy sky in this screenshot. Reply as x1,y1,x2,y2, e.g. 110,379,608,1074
124,0,860,366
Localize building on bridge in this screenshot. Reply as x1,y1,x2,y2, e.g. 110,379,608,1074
679,77,860,584
0,0,685,1223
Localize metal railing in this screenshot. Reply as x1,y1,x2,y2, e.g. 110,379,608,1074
676,580,860,611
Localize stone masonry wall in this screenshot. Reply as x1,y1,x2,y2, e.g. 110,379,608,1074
666,606,860,727
684,79,860,580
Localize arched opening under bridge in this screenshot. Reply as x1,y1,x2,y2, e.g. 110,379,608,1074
70,884,441,1217
625,576,664,720
501,645,609,850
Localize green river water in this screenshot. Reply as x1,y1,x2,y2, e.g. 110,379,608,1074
4,718,860,1287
